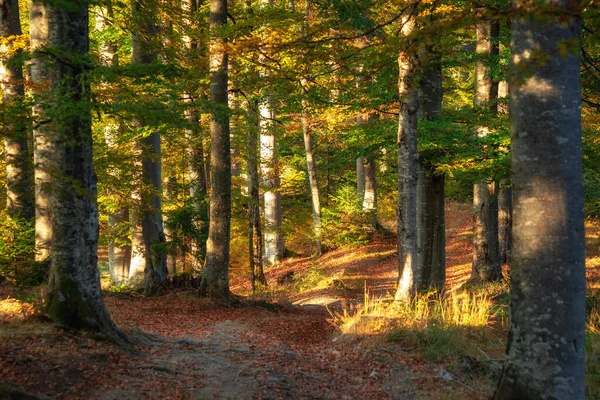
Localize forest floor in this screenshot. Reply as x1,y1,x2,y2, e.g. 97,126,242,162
1,201,599,399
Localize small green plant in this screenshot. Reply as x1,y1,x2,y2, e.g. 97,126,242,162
0,212,44,285
295,265,331,291
321,185,373,249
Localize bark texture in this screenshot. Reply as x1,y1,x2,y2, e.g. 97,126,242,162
199,0,231,299
1,0,33,221
302,96,322,257
30,0,53,261
247,104,266,290
33,0,126,341
395,17,419,302
356,156,365,204
494,1,585,397
498,187,512,265
471,12,501,282
260,96,283,266
417,50,445,290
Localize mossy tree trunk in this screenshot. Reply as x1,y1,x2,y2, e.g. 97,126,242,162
32,0,126,342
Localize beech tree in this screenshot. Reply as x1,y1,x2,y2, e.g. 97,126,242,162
31,0,126,341
0,0,33,221
471,9,502,283
395,12,419,302
199,0,231,299
128,0,169,294
494,0,586,396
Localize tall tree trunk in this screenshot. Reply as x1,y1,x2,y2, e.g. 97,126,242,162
1,0,34,221
302,95,322,257
259,0,283,267
362,153,377,228
31,0,126,342
186,106,208,271
356,156,365,204
30,1,53,261
163,176,178,275
494,1,585,397
498,186,512,265
182,0,208,271
128,0,168,294
96,2,131,286
199,0,231,299
260,95,283,266
247,103,266,290
417,50,445,290
395,16,419,302
471,11,501,283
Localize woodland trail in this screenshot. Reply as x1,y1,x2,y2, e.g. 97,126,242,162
1,202,485,399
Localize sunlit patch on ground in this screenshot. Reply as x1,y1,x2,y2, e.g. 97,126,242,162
0,297,34,319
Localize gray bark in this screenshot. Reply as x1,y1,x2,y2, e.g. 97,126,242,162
186,104,208,271
471,12,501,282
30,0,53,261
362,153,377,228
302,95,322,257
417,166,445,290
32,0,126,341
356,156,365,204
494,1,585,397
247,103,266,290
395,17,419,302
1,0,34,221
260,0,283,267
128,0,168,294
164,176,178,275
199,0,231,299
498,187,512,265
260,95,283,266
417,51,445,290
129,133,168,293
471,181,501,281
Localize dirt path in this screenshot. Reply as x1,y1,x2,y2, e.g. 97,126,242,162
1,202,483,399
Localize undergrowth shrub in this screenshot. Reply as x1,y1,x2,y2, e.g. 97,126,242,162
321,185,373,249
0,212,45,285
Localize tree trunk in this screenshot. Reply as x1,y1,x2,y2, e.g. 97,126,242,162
247,103,266,290
199,0,231,299
129,133,168,293
1,0,34,221
96,3,131,286
356,156,365,205
498,186,512,265
128,0,168,294
471,12,501,283
186,106,208,271
260,95,284,266
31,0,126,342
471,181,501,281
395,16,419,302
362,153,377,228
417,49,445,290
30,1,53,261
417,166,445,290
494,1,585,397
163,176,178,275
302,96,322,257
